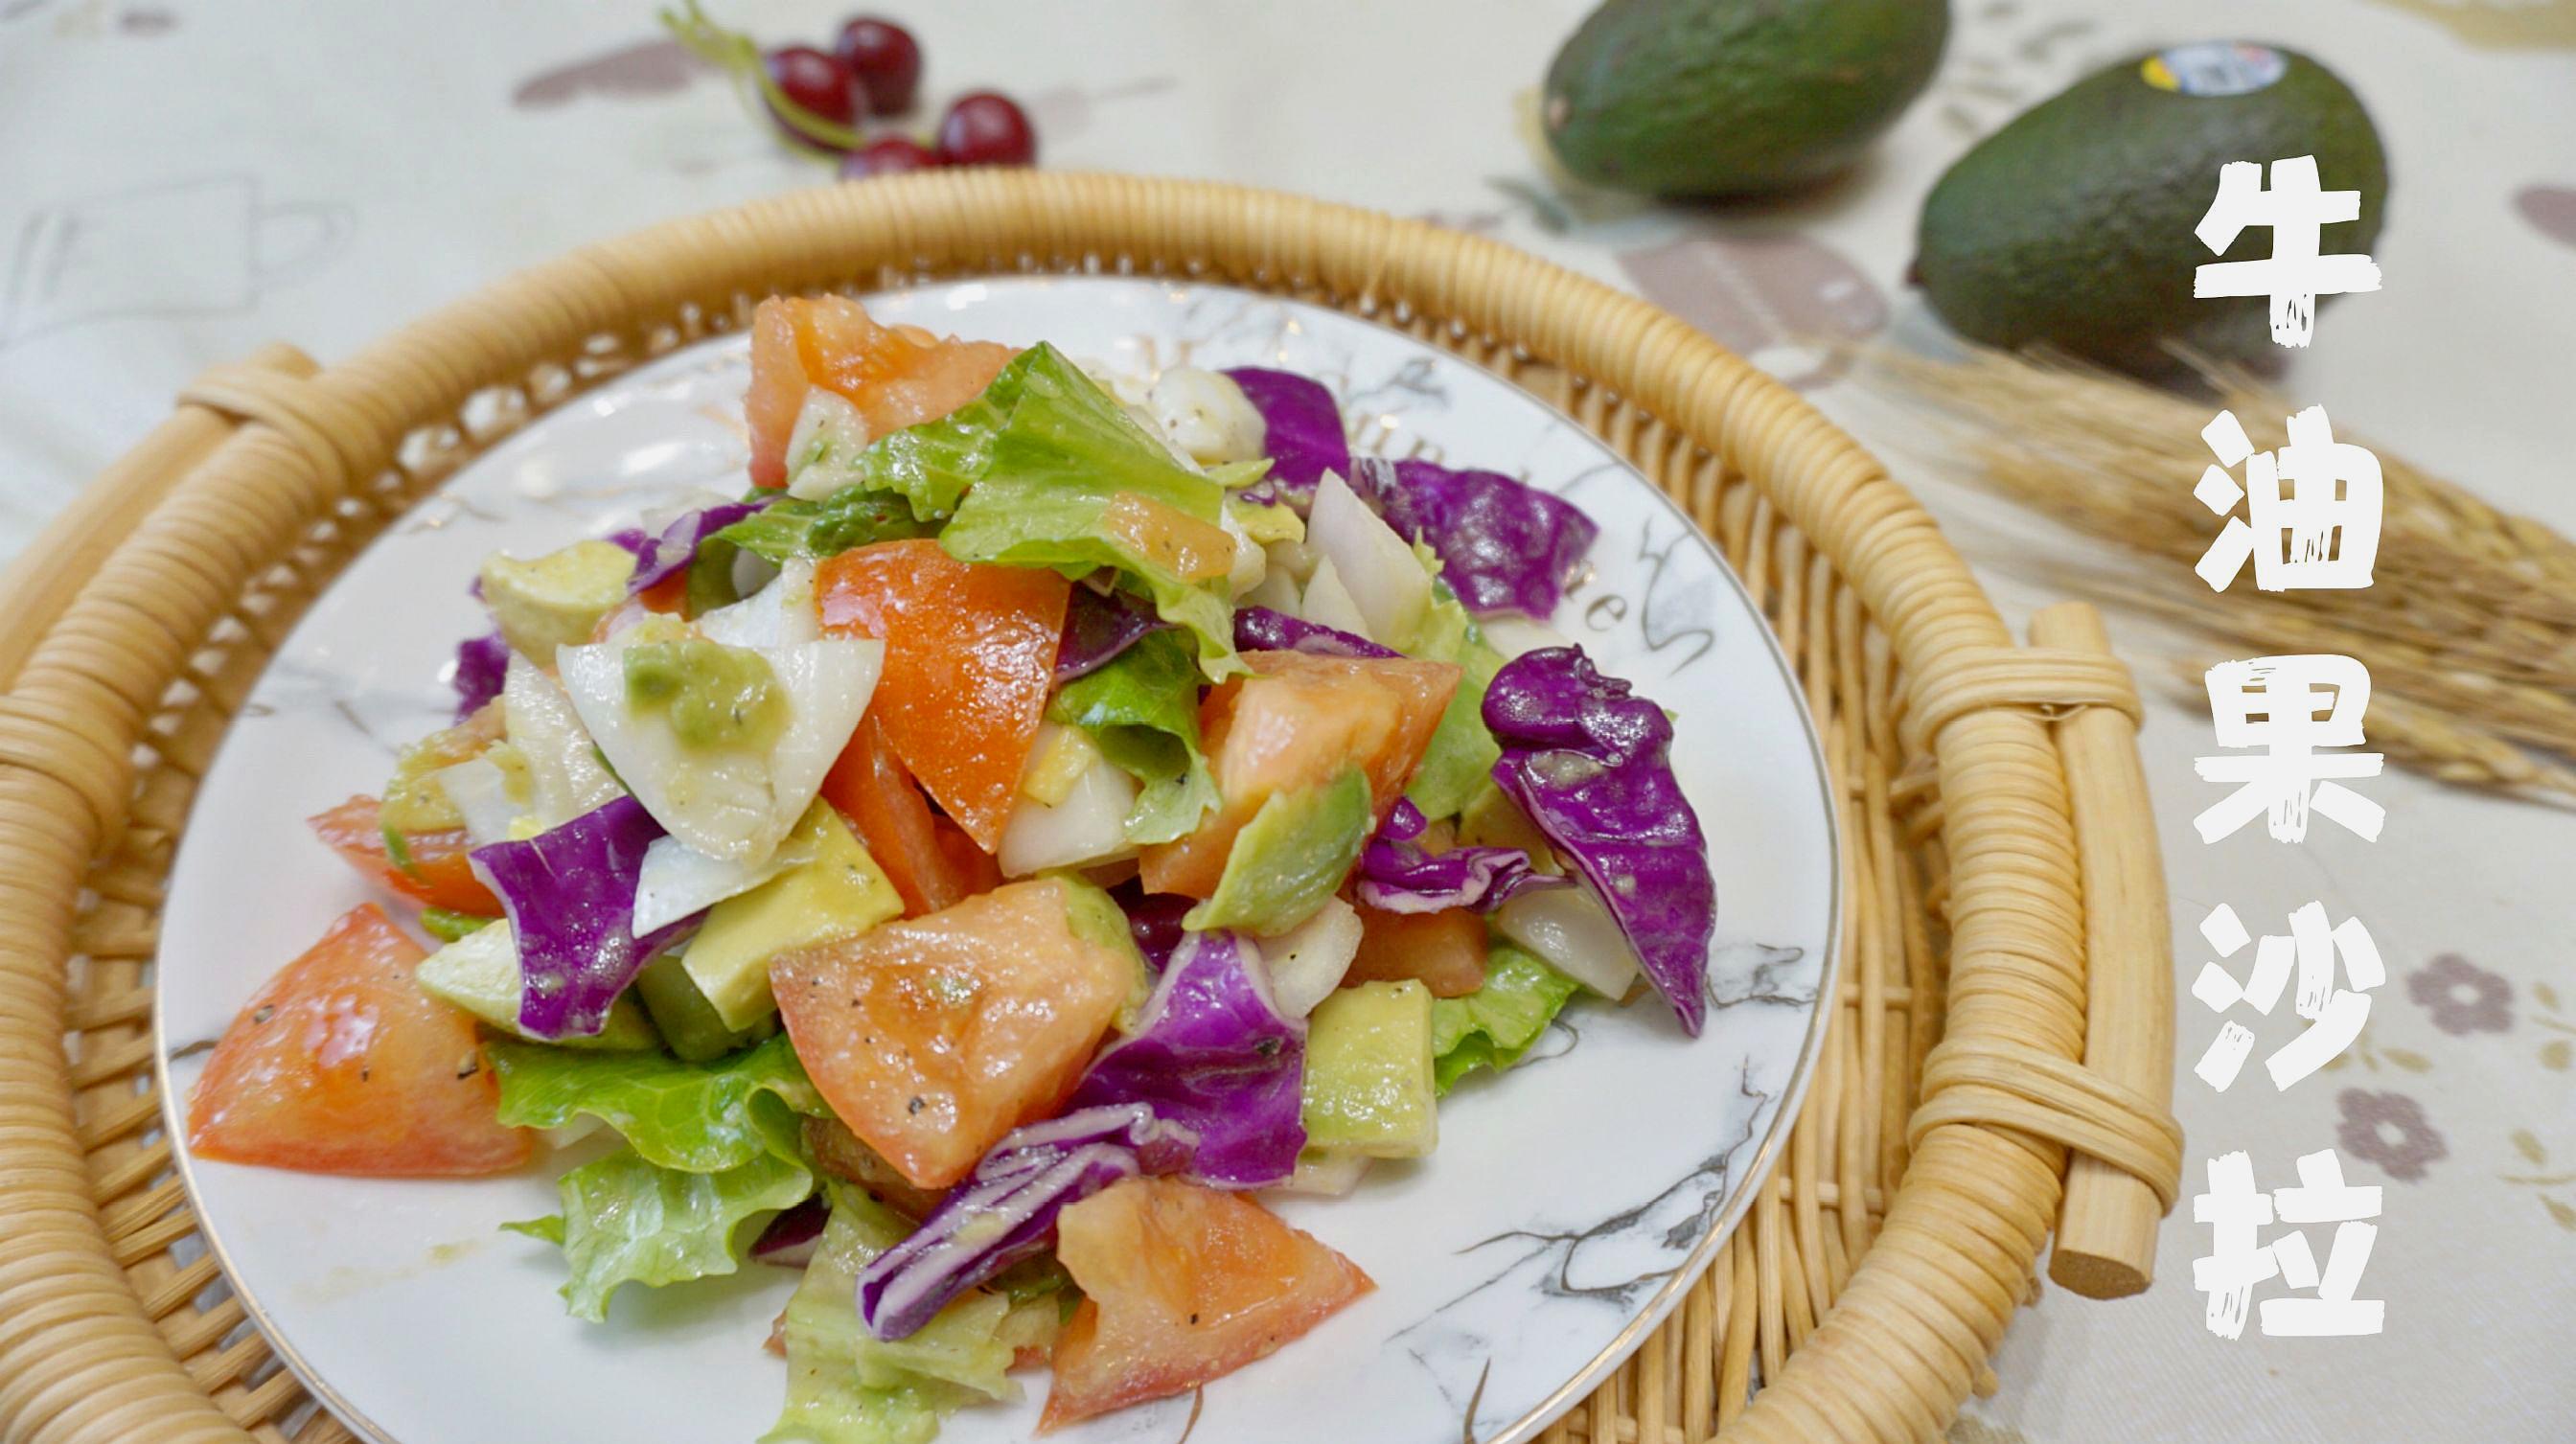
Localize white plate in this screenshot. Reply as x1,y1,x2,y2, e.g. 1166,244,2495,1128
155,277,1839,1444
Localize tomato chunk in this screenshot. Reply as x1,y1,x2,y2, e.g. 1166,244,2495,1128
817,539,1070,852
820,714,1002,918
1345,904,1488,997
186,905,529,1177
1139,650,1459,897
743,295,1014,489
309,795,500,915
769,878,1133,1190
1043,1178,1373,1431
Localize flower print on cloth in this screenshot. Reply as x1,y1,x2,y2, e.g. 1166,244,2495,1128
2336,1088,2449,1182
2405,952,2514,1036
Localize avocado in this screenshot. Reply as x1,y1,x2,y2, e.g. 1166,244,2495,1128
415,921,659,1050
633,950,765,1062
1917,43,2387,370
478,539,636,662
1301,980,1438,1159
681,802,904,1031
1057,874,1156,1033
1543,0,1950,196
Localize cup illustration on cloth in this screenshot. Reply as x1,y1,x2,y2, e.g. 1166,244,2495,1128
3,174,353,347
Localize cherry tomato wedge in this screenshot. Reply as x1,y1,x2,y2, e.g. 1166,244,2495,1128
816,539,1070,853
309,795,500,915
186,905,529,1177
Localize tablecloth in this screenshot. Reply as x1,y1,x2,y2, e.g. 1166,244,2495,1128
3,2,2570,1439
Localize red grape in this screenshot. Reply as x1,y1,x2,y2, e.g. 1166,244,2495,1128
764,45,857,133
840,135,938,179
836,16,923,116
935,91,1036,167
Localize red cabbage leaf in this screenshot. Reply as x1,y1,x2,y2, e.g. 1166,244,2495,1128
1482,647,1714,1035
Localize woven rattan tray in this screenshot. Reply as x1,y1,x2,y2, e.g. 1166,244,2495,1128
0,172,2182,1444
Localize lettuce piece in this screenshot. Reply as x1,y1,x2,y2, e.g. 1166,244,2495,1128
1398,585,1506,821
507,1145,812,1322
487,1033,825,1174
1430,943,1581,1092
1045,629,1216,845
1184,768,1371,936
797,350,1041,523
933,345,1242,678
716,485,932,564
770,1188,1045,1444
1484,646,1716,1035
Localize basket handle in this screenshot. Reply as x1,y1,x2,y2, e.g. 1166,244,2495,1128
0,342,316,693
2031,603,2180,1297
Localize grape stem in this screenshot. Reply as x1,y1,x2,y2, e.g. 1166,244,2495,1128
660,0,866,154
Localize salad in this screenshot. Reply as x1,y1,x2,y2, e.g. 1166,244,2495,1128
183,294,1719,1441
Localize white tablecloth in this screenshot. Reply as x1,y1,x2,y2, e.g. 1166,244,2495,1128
4,2,2570,1439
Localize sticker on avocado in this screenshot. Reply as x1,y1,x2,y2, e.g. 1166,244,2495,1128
2142,43,2288,97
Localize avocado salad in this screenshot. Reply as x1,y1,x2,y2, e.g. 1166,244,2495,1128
184,294,1720,1440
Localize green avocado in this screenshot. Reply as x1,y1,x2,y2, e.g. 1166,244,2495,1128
1542,0,1949,196
1300,981,1438,1159
1917,42,2387,371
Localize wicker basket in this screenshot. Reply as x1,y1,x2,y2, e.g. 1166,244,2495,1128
0,172,2182,1444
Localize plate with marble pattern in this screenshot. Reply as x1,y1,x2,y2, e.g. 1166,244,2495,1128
154,276,1839,1444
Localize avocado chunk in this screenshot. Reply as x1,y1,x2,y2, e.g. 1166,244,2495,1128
1184,768,1371,938
415,920,658,1050
1542,0,1949,196
634,950,770,1062
1917,43,2386,371
681,802,904,1032
1058,874,1156,1033
478,539,637,662
1301,980,1438,1159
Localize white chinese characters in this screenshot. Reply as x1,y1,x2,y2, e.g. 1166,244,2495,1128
2196,654,2385,844
2195,154,2383,347
2193,405,2381,592
2191,902,2384,1092
2194,1150,2384,1339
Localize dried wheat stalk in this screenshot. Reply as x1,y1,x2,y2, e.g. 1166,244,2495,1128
1855,343,2576,804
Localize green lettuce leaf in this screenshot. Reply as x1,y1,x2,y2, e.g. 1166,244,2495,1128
507,1145,813,1322
1430,942,1581,1093
1398,580,1506,821
715,487,932,564
487,1032,824,1174
932,345,1242,678
765,1187,1052,1444
1185,768,1371,936
1045,629,1217,844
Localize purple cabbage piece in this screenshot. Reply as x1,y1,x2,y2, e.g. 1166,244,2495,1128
1483,647,1715,1036
1110,882,1194,973
625,500,769,596
1349,456,1598,620
1232,605,1399,660
749,1196,830,1267
1355,798,1567,915
469,794,688,1040
1055,587,1169,684
854,1103,1191,1340
451,630,510,721
1066,930,1305,1189
852,933,1307,1338
1223,367,1349,509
